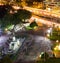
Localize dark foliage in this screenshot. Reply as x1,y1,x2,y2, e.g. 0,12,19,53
0,4,12,19
17,9,32,20
30,21,38,28
0,5,7,19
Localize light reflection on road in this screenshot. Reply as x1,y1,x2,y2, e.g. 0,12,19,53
29,15,60,27
24,6,60,18
24,6,60,27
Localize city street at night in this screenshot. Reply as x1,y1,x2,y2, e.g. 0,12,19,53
0,0,60,63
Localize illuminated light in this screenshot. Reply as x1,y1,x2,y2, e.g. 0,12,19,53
17,39,20,45
47,29,51,33
0,3,4,5
54,14,58,17
10,10,13,14
29,10,32,12
12,6,20,10
34,26,37,30
30,15,60,28
47,34,50,37
25,19,29,22
39,52,44,58
35,18,38,21
56,40,59,43
51,14,55,16
22,19,24,22
5,28,8,31
54,47,57,51
13,36,16,41
13,42,19,51
25,6,60,19
59,26,60,29
47,8,51,11
58,44,60,50
58,16,60,18
14,11,17,13
23,23,30,27
47,28,52,34
39,54,41,58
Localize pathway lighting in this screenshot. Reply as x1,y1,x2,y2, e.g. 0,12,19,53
54,44,60,51
56,40,59,43
47,33,50,37
5,28,8,31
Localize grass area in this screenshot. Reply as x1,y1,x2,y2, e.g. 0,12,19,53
0,55,60,63
0,55,13,63
37,58,60,63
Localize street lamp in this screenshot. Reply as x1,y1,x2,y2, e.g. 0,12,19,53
56,40,59,43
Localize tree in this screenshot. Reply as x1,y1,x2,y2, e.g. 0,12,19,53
0,13,22,30
49,28,60,41
30,20,38,28
0,4,13,19
0,8,31,30
16,9,31,22
41,52,49,60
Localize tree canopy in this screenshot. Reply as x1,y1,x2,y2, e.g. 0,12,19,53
16,9,31,21
0,5,7,19
49,28,60,41
0,4,12,19
0,6,31,30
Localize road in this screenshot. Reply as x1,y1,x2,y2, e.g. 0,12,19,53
29,15,60,27
11,5,60,27
23,6,60,27
24,6,60,19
